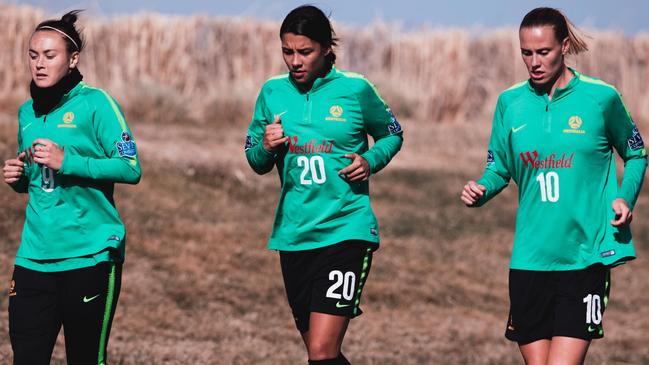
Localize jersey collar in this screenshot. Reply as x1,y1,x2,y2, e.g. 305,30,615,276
290,65,340,94
527,67,580,102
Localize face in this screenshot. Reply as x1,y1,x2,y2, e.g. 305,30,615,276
281,33,329,86
29,30,79,88
519,25,569,86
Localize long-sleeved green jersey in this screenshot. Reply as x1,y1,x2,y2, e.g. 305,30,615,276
13,81,141,271
478,69,647,270
246,67,403,251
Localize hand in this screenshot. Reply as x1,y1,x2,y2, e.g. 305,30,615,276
3,152,27,185
611,198,633,227
263,115,289,152
461,180,486,207
338,153,370,182
32,138,64,171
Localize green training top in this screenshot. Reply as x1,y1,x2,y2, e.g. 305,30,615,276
245,67,403,251
478,69,647,271
12,81,141,271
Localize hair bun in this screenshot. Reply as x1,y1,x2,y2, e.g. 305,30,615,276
61,10,82,25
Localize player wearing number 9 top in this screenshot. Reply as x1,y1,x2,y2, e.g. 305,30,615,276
245,5,402,365
461,7,646,365
2,10,140,365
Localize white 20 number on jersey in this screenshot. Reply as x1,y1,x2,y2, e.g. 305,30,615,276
536,171,559,202
297,156,326,185
326,270,356,301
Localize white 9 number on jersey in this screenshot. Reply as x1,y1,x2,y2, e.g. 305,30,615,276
536,171,559,202
41,165,56,192
326,270,356,301
583,294,602,325
297,156,326,185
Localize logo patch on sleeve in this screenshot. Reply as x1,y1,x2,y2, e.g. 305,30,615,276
486,150,495,166
245,135,253,151
387,109,402,135
627,126,644,150
116,132,137,157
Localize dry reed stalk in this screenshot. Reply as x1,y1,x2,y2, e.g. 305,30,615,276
1,4,648,125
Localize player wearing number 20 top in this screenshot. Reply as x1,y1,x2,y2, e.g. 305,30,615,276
245,5,402,365
461,7,647,365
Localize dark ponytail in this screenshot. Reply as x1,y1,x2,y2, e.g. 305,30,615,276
35,10,85,53
280,5,338,65
520,7,588,55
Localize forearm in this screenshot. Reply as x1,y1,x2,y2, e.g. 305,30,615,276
618,156,648,209
246,144,276,175
362,134,403,174
59,151,141,184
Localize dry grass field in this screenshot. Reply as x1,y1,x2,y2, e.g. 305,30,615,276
1,3,649,364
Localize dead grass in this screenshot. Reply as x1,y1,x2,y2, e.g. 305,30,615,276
2,113,649,364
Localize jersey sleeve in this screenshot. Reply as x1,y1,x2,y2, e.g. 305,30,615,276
357,80,403,174
604,91,648,209
59,91,141,184
10,120,29,193
476,95,511,206
245,87,277,174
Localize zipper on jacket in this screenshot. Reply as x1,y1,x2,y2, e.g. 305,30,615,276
543,100,552,133
302,92,312,124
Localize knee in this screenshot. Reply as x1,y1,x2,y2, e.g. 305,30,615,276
308,338,340,360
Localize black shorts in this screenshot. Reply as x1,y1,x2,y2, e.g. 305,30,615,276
505,264,611,344
280,240,375,333
9,262,122,365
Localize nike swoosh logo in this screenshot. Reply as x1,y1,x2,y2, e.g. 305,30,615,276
336,301,351,308
22,122,33,131
588,325,597,333
83,294,100,303
275,110,288,118
512,124,527,133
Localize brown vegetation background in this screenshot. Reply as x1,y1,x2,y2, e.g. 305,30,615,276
1,3,649,364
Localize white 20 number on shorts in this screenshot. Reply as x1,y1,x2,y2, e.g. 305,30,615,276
326,270,356,301
297,156,326,185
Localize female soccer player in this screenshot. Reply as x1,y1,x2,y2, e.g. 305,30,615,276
461,7,647,365
245,5,403,365
2,10,140,365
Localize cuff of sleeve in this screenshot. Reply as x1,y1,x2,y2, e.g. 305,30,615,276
248,144,277,170
361,151,377,174
59,149,86,176
10,177,28,193
616,194,635,210
259,145,275,157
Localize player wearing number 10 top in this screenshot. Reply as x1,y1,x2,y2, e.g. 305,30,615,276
461,7,647,365
245,5,402,365
2,10,140,365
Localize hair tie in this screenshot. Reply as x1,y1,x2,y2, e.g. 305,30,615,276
37,25,79,51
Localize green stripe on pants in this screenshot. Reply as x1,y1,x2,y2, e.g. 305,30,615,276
97,263,116,365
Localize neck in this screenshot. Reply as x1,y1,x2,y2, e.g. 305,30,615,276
301,63,333,92
30,68,83,115
538,64,573,100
